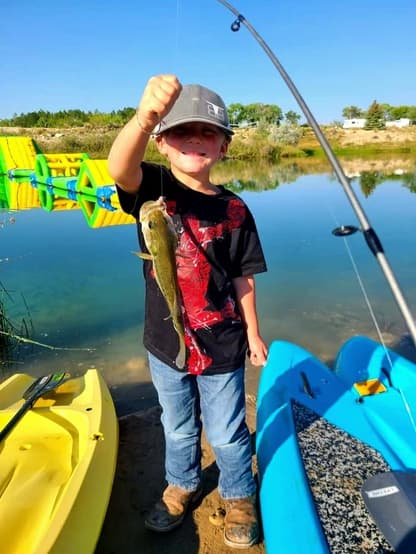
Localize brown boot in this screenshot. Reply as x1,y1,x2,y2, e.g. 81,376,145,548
223,494,259,548
145,484,202,532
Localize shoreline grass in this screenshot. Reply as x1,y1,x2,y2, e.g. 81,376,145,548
1,125,416,161
303,144,416,157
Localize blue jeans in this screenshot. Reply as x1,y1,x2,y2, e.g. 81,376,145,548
148,352,256,499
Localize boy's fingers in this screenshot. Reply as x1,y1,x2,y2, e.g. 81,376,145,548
149,75,182,98
159,74,182,90
140,75,182,121
161,74,180,83
249,346,268,367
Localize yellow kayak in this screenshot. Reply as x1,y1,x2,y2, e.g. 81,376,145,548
0,369,118,554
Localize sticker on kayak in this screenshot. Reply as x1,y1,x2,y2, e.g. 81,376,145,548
364,485,400,498
353,378,387,397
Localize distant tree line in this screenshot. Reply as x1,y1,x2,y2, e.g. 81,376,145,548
5,100,414,131
0,104,301,129
228,103,301,126
342,101,416,129
0,108,136,128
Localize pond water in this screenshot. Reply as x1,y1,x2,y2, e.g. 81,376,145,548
1,160,416,414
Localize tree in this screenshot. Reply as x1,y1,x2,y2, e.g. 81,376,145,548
379,103,394,121
389,105,411,120
364,100,386,130
342,106,364,119
284,110,301,124
407,106,416,123
115,107,135,123
402,171,416,194
260,104,283,125
360,171,382,197
245,103,283,125
11,111,41,127
228,103,246,125
228,102,283,126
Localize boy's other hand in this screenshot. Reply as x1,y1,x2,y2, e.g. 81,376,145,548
248,337,268,367
137,75,182,133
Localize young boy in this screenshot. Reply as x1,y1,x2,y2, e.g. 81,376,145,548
108,74,268,549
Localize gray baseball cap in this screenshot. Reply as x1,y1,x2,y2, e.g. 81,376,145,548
155,84,234,136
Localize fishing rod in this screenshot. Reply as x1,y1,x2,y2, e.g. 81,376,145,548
216,0,416,348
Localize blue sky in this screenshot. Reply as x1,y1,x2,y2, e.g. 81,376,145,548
2,0,415,123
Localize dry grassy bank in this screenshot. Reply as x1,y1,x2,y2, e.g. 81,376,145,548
1,125,416,160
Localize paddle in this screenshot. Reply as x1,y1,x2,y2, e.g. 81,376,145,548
362,471,416,553
0,371,71,443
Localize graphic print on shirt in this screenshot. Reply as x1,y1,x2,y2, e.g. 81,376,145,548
165,198,246,374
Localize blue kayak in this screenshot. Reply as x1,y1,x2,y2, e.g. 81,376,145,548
256,336,416,553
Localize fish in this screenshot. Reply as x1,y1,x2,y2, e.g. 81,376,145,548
136,197,186,369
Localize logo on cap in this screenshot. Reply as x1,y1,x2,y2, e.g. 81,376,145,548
206,101,225,122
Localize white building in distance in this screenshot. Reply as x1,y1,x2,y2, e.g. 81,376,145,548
343,118,366,129
343,117,411,129
386,118,411,128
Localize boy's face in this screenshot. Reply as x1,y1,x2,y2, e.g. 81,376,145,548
155,122,229,179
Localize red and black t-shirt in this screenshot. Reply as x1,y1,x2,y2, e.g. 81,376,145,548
117,162,267,375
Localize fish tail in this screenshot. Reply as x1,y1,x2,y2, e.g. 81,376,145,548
175,335,186,369
172,301,186,369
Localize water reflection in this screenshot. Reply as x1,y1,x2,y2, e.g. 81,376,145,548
1,148,415,411
212,156,416,197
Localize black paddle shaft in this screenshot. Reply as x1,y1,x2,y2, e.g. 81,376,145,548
0,372,69,443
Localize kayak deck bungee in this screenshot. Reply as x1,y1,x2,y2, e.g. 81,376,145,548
0,368,118,554
256,336,416,553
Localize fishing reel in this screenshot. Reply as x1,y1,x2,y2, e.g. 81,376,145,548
231,15,243,32
332,225,360,237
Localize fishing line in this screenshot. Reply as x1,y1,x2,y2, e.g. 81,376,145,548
159,164,164,199
343,237,392,363
325,199,393,362
173,0,181,72
215,0,416,348
324,202,393,363
157,0,183,199
332,215,416,432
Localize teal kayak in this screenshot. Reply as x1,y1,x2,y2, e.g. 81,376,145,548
256,336,416,553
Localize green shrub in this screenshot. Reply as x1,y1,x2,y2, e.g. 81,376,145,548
227,134,282,162
268,122,303,146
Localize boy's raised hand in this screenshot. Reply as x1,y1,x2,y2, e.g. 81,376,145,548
137,75,182,133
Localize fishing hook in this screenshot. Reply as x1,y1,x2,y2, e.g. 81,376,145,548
215,0,416,348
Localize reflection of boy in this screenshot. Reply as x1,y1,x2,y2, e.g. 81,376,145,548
109,74,268,549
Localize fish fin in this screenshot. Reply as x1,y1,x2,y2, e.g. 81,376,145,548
133,251,152,261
